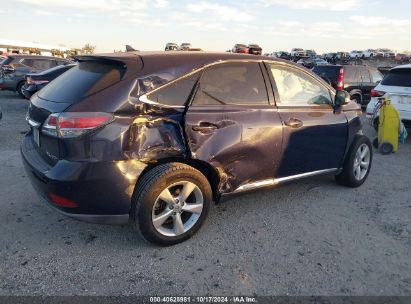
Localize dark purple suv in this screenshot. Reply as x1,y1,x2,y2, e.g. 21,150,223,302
22,52,372,245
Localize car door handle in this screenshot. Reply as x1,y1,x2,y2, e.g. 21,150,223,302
284,118,303,129
192,122,218,132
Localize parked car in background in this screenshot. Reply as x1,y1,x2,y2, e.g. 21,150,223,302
312,65,383,107
306,50,317,58
297,58,328,69
324,53,337,63
366,64,411,130
248,44,262,55
336,52,349,59
232,44,249,54
291,48,307,59
349,50,363,59
21,64,76,99
273,51,291,60
0,54,71,97
165,43,178,51
179,43,192,51
22,51,372,245
377,49,395,58
395,53,410,63
362,49,378,59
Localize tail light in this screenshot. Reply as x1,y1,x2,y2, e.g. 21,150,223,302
42,112,113,138
337,67,344,91
371,90,385,98
27,77,49,85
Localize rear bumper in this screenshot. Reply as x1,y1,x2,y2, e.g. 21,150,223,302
21,133,148,224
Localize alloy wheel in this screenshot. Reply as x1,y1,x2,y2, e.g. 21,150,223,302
353,143,371,181
152,181,204,237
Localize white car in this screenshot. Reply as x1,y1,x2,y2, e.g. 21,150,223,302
377,49,396,58
349,50,363,59
366,64,411,130
362,49,378,59
290,48,307,58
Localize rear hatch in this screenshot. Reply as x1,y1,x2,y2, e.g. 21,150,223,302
312,65,341,89
379,67,411,117
26,55,142,164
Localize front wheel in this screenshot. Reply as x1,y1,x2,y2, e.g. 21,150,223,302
131,163,212,246
335,135,373,187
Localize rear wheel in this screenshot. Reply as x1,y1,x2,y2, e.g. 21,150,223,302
336,135,372,187
131,163,212,246
16,81,26,99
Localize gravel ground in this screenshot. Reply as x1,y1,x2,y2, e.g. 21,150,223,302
0,90,410,296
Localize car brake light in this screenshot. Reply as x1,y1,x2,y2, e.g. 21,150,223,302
371,90,385,98
48,193,78,208
42,112,113,138
337,67,344,91
27,77,49,85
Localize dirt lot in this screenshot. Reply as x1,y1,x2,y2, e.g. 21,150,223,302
0,90,410,296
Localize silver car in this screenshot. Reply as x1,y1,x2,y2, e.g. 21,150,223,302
0,54,70,98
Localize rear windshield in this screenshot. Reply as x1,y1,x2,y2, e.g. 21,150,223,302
312,66,340,82
381,69,411,87
38,61,124,103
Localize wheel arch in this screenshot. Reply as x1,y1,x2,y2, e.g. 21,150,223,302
349,90,363,104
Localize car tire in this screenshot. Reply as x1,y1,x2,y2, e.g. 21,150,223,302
335,135,373,188
131,162,212,246
16,81,26,99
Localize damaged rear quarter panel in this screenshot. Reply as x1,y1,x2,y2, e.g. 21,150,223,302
126,104,187,162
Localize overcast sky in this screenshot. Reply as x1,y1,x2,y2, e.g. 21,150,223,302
1,0,411,53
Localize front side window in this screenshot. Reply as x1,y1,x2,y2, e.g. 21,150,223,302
192,62,268,106
269,65,332,105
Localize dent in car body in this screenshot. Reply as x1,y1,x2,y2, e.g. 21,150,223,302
185,105,283,193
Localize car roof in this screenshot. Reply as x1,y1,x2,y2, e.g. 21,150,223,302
7,54,68,60
81,51,290,68
75,51,331,89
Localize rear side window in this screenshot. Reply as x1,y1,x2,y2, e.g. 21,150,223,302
381,69,411,87
369,68,383,83
344,66,360,83
360,67,371,83
38,61,124,103
146,72,200,106
192,62,268,106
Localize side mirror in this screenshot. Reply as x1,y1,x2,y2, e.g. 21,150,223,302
334,90,350,107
